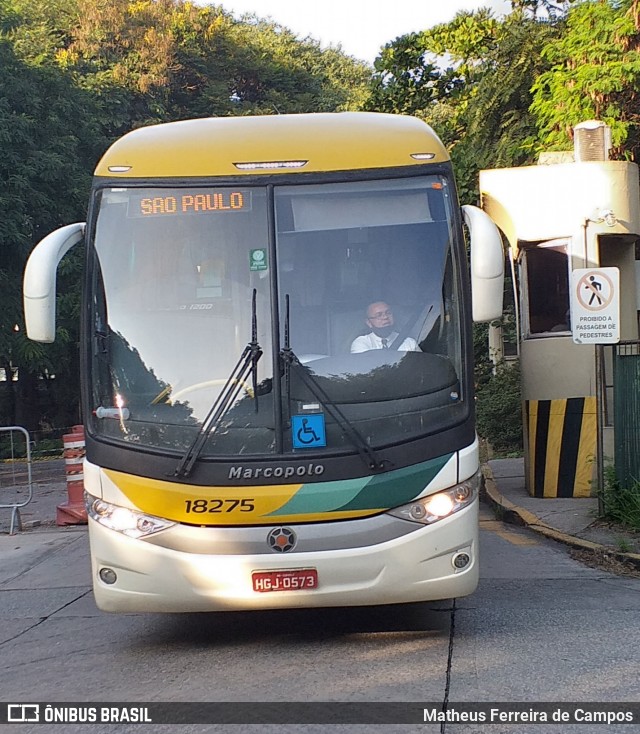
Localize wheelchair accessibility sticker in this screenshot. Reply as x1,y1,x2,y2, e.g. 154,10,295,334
292,414,326,449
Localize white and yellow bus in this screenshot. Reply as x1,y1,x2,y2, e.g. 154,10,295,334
24,112,503,612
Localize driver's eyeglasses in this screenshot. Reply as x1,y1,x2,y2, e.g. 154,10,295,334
368,310,393,320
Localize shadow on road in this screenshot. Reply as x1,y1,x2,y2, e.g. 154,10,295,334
139,601,453,647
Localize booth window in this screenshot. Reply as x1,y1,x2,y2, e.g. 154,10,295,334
521,239,570,336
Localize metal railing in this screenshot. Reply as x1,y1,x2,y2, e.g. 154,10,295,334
612,341,640,488
0,426,33,534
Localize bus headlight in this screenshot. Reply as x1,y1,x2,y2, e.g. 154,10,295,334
388,472,480,525
86,495,175,538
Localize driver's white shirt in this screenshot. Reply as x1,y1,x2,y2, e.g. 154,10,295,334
350,331,419,353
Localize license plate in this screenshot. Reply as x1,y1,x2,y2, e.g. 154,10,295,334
252,569,318,593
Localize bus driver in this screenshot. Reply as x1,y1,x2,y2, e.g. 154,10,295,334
350,301,420,353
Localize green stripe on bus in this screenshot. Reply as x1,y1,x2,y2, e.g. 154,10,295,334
335,454,453,511
266,476,370,516
268,454,453,516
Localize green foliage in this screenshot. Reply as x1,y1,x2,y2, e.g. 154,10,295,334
602,465,640,531
475,361,523,455
8,0,371,131
511,0,575,17
365,8,563,202
367,31,447,116
531,0,640,158
615,536,633,552
0,433,63,460
0,37,102,429
473,322,493,389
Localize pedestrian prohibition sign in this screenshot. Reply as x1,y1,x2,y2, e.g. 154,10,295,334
570,267,620,345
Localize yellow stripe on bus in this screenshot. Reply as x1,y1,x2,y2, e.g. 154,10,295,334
102,469,382,526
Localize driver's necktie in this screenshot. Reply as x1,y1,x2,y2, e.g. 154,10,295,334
381,338,388,348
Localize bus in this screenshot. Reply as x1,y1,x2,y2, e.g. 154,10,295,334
23,112,504,612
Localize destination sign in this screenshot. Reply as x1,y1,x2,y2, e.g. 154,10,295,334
128,190,252,217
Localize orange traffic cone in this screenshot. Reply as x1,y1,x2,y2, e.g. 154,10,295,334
57,425,88,525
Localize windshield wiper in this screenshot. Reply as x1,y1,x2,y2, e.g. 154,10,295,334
174,289,262,478
280,295,389,473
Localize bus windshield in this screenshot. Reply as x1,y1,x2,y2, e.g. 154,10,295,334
88,174,467,458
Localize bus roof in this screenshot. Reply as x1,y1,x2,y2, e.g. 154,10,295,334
94,112,449,179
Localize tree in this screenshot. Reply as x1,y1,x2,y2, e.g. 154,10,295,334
7,1,370,130
219,15,370,116
365,8,562,201
510,0,575,17
446,10,561,197
366,31,448,117
531,0,640,159
0,40,103,429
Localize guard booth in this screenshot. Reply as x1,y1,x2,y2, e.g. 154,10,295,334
479,122,640,498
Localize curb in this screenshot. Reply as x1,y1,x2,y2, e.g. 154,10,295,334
481,465,640,571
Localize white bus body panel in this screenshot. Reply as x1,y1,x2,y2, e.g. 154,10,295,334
88,501,478,613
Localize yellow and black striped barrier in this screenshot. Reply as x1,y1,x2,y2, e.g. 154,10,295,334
525,397,596,498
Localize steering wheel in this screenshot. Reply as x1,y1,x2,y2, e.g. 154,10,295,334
155,378,254,405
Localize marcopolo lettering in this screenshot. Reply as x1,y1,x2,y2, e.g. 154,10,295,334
229,464,325,480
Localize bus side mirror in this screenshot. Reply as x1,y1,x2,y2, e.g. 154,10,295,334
462,205,504,322
23,223,85,342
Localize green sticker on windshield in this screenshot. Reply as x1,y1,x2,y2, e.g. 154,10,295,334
249,248,268,271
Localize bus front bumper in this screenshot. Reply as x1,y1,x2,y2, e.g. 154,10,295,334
88,500,479,613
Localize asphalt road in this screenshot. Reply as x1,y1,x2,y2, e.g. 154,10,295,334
1,505,639,733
